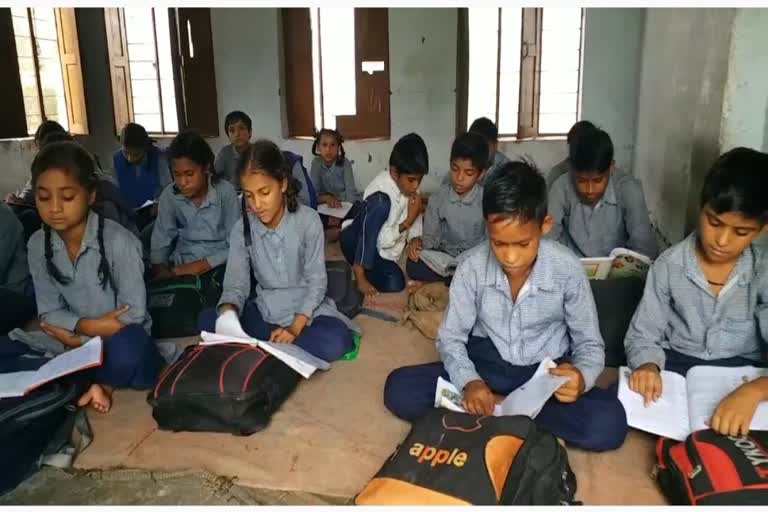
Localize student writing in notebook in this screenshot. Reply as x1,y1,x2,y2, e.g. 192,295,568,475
198,140,358,362
385,160,627,451
624,147,768,437
0,141,163,412
406,131,488,283
547,126,658,259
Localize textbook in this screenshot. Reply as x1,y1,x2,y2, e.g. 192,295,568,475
581,247,652,280
434,358,569,419
199,310,329,379
317,201,354,219
0,337,103,398
618,365,768,441
420,248,473,278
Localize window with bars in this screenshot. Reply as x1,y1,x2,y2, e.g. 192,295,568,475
282,8,390,140
461,7,584,139
3,7,87,137
105,8,219,137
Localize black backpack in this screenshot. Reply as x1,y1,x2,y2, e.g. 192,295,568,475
147,265,226,339
147,342,301,435
355,409,578,505
0,378,91,496
326,260,363,319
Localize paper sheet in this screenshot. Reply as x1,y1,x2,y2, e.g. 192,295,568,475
317,202,353,219
419,250,457,278
686,365,768,433
433,358,565,418
199,331,329,378
0,337,103,398
136,199,158,211
618,366,690,441
215,309,251,339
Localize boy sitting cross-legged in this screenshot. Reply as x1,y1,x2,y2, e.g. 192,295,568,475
384,159,628,452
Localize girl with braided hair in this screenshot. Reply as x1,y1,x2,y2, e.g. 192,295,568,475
1,141,163,413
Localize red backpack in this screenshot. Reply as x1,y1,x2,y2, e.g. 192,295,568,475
655,430,768,505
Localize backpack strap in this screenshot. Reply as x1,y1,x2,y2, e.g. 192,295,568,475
283,151,318,209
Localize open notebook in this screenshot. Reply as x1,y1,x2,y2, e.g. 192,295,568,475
317,202,354,219
581,248,651,280
420,248,474,278
618,365,768,441
0,337,103,398
434,358,569,419
199,310,330,379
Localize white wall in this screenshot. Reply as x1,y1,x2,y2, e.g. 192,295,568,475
720,9,768,153
0,7,646,199
633,8,735,245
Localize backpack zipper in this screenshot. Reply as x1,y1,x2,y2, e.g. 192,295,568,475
0,383,77,423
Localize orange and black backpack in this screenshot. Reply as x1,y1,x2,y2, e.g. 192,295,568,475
355,409,578,505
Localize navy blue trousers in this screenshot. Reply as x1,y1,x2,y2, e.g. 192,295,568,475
198,301,354,363
339,192,405,293
664,349,762,376
0,324,162,390
405,257,446,283
384,336,628,452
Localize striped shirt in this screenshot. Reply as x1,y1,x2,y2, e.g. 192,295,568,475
150,178,240,267
437,239,605,392
624,233,768,370
547,170,658,259
422,182,485,257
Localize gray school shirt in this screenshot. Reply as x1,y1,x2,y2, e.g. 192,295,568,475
422,182,485,257
309,157,362,203
547,158,572,190
442,150,511,186
214,144,242,185
624,234,768,371
150,178,241,267
25,212,150,342
218,205,360,333
546,170,658,259
436,239,605,392
0,203,30,295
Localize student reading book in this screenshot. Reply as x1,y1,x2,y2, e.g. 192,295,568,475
624,147,768,438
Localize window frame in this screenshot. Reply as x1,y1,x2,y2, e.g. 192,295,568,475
0,7,88,138
105,7,219,138
281,7,391,141
459,7,584,140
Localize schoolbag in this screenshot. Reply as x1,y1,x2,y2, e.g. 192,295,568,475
355,409,578,505
326,260,363,319
147,342,301,435
402,282,449,340
655,430,768,505
283,151,318,209
147,265,226,339
0,378,92,496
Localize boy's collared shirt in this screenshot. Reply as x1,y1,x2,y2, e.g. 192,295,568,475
214,144,242,185
422,182,485,257
547,158,572,190
309,157,362,203
0,203,30,294
624,233,768,371
28,211,150,334
547,170,658,259
437,239,605,393
151,178,240,267
345,170,421,262
442,150,511,187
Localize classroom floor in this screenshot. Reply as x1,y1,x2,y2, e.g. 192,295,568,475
3,237,669,505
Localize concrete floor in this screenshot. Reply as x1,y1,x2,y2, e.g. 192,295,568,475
1,467,350,505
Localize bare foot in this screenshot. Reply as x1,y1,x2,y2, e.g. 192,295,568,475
77,383,112,414
352,264,379,299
